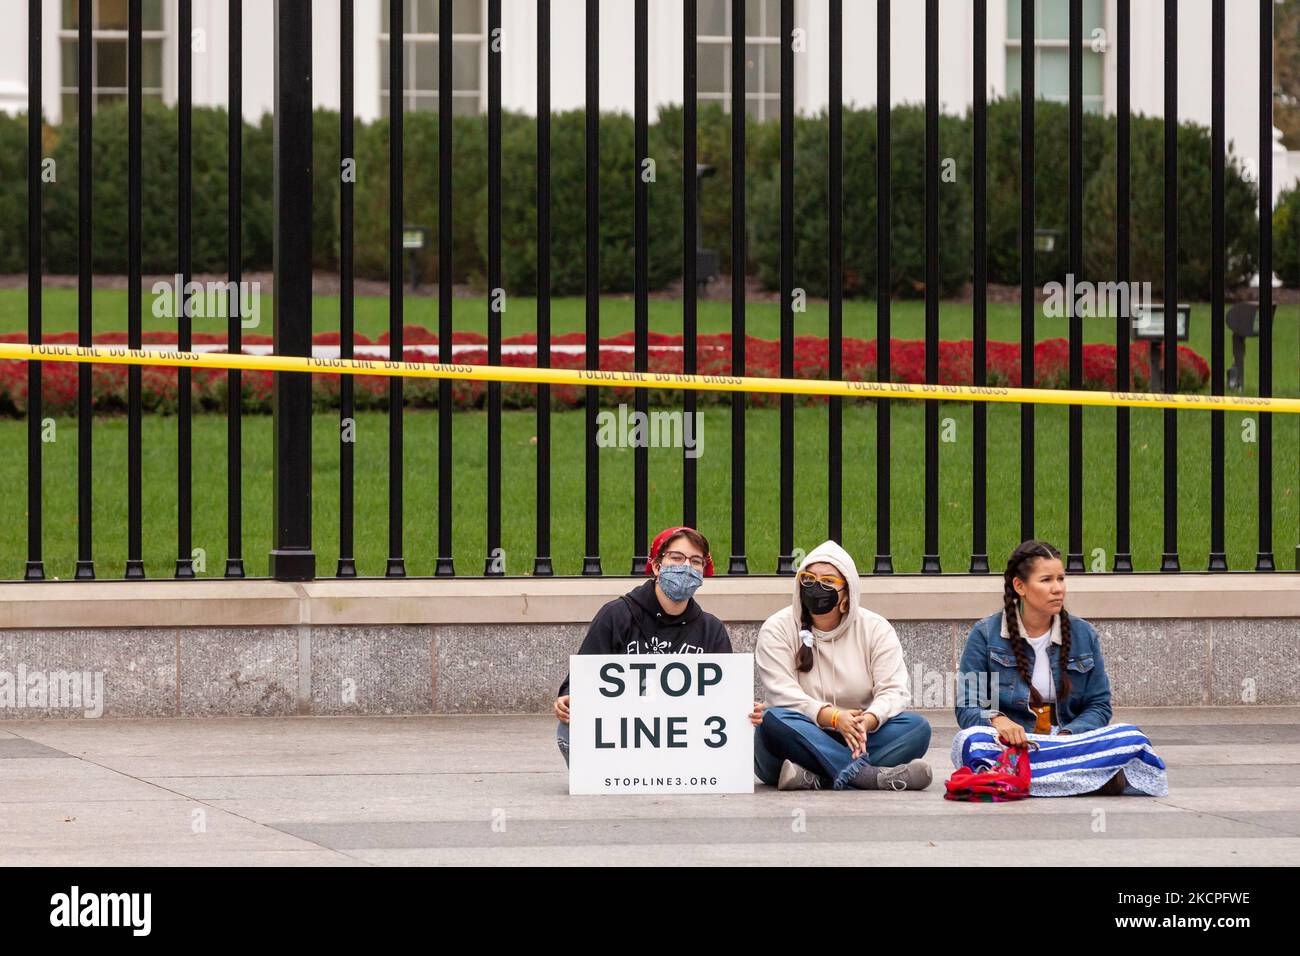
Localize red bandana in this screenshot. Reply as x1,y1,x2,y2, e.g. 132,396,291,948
646,526,715,577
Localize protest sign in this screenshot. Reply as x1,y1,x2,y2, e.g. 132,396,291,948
568,654,754,795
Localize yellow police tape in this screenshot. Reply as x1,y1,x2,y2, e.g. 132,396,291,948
2,341,1298,414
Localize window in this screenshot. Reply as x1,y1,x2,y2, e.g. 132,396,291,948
1006,0,1105,114
60,0,165,118
697,0,782,121
380,0,484,117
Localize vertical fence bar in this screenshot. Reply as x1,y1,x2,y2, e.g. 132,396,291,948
728,0,748,575
386,0,405,578
632,0,648,572
1066,0,1084,572
873,0,893,575
485,0,503,576
683,0,699,531
776,0,794,575
175,0,193,578
1114,0,1133,571
269,0,315,581
582,0,602,576
436,0,455,576
1019,0,1034,545
25,0,43,582
338,0,356,577
828,0,843,544
1209,0,1226,571
225,0,244,578
1257,0,1275,571
922,0,940,574
1160,0,1179,571
970,0,988,574
126,0,144,578
535,0,554,577
75,0,93,580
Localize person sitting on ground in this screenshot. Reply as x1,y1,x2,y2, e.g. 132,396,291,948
553,526,764,766
753,540,933,792
951,539,1168,797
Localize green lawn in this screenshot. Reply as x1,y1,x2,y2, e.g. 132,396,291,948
1,288,1296,578
2,403,1294,580
4,288,1297,400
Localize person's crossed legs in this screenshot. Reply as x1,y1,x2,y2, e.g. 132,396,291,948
754,706,932,789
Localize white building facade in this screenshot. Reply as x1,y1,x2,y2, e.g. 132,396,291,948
0,0,1292,199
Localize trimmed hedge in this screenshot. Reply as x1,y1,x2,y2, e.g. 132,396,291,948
1081,113,1261,296
0,113,29,274
33,102,275,275
1275,183,1300,288
0,98,1262,298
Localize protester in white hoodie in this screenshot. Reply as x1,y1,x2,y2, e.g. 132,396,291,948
754,540,933,791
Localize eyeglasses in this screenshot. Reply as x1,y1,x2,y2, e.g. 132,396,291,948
797,571,846,589
659,550,707,570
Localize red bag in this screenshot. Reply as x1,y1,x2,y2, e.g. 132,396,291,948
944,743,1034,802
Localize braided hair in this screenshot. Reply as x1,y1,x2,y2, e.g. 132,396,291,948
1002,540,1072,705
796,605,815,673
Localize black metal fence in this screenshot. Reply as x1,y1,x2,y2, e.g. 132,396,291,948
15,0,1290,581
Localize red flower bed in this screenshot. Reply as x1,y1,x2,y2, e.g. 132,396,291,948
0,328,1210,416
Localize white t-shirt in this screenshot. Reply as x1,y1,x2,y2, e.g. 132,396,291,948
1024,630,1057,702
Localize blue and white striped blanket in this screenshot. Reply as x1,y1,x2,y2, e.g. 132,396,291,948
951,723,1169,797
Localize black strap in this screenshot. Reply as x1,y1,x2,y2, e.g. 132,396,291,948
619,594,660,647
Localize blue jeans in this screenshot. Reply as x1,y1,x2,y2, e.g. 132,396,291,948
754,707,932,790
557,720,570,766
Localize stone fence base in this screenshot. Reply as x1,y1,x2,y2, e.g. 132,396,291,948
1,576,1296,717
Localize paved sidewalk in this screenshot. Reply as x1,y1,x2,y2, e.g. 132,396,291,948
2,708,1298,866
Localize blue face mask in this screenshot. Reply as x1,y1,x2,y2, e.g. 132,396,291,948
657,563,704,602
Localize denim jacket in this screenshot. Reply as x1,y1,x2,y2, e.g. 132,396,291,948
954,610,1112,734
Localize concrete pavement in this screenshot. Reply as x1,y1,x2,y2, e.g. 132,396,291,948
2,707,1298,866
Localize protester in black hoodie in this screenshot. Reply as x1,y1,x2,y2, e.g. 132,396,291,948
554,526,763,765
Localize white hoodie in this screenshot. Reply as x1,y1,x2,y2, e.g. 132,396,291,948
755,540,912,729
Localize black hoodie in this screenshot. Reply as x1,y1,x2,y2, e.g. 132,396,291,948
557,578,734,696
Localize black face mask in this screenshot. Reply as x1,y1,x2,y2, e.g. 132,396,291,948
800,581,841,616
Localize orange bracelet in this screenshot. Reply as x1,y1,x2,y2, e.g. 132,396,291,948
830,709,841,730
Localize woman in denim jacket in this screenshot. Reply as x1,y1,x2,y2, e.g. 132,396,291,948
951,540,1168,797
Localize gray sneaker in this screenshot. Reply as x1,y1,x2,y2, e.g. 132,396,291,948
874,759,933,791
777,759,830,791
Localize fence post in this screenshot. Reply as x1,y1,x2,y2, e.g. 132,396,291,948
269,0,315,581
